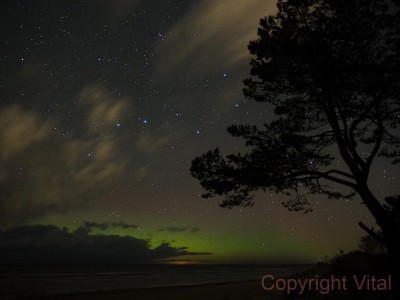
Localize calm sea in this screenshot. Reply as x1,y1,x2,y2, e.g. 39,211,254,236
0,264,312,299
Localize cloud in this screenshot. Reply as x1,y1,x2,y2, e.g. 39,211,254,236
111,221,140,229
135,133,174,154
190,227,200,233
78,85,129,133
81,221,139,232
152,243,205,259
134,123,180,154
0,106,52,161
159,226,200,234
82,221,109,231
0,225,211,264
132,165,151,181
154,0,277,77
0,85,129,229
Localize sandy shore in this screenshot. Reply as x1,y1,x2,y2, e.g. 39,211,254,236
16,280,280,300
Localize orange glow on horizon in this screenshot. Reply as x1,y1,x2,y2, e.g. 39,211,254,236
165,260,201,265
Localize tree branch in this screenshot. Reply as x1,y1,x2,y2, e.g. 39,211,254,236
283,170,357,189
324,169,355,179
365,99,384,176
338,103,367,172
321,95,362,178
305,130,335,139
348,103,378,171
358,221,386,246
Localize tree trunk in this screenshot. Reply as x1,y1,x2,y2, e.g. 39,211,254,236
382,227,400,299
356,183,399,298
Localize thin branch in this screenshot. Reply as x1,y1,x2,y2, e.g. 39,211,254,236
282,170,357,189
305,130,335,139
349,106,373,168
321,95,362,177
336,102,349,141
316,172,357,188
358,221,387,246
311,135,336,155
365,102,383,175
382,128,400,142
324,169,355,179
388,107,400,116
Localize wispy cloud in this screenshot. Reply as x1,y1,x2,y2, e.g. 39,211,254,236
79,84,129,133
0,106,52,161
154,0,276,77
0,85,130,229
134,123,180,155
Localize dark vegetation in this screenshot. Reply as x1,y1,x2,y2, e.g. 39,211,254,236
284,235,392,299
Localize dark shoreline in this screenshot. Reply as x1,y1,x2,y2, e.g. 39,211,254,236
12,279,392,300
1,264,313,300
13,280,272,300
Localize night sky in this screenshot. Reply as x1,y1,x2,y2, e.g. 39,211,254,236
1,0,398,264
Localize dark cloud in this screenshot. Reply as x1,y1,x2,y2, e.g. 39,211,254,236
0,225,211,264
158,226,200,233
81,221,109,232
152,243,201,258
190,227,200,233
111,221,140,229
81,221,139,232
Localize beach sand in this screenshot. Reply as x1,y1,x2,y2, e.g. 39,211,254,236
16,280,280,300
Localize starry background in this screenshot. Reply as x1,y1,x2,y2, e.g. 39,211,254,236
0,0,398,264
